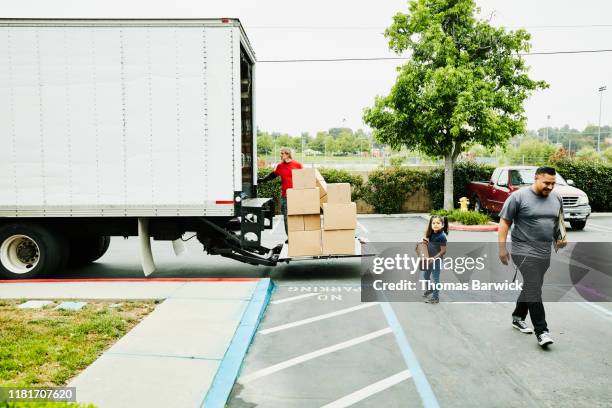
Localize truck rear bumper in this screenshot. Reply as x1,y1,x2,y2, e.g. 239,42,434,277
564,205,591,220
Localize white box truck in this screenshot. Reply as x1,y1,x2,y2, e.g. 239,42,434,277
0,18,279,279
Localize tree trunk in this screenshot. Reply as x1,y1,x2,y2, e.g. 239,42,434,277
443,152,455,210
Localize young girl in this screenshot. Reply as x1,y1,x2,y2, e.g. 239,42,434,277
422,215,448,304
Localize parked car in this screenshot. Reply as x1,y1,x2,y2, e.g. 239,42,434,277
467,166,591,230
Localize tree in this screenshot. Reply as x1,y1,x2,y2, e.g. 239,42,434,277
602,147,612,163
505,137,557,166
363,0,547,209
257,131,273,155
575,146,600,162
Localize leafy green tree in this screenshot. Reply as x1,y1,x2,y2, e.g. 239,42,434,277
257,131,273,156
603,147,612,164
363,0,548,209
505,137,557,166
308,132,328,153
575,146,601,162
337,132,358,154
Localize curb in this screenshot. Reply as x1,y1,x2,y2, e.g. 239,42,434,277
201,278,274,408
449,223,498,232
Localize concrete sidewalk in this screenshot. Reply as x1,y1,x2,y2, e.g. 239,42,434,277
0,279,272,408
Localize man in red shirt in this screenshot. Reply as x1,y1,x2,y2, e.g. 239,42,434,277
258,147,303,236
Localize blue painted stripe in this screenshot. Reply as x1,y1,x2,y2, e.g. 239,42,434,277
380,302,440,408
201,278,274,408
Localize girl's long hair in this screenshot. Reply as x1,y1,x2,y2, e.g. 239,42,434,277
425,215,449,239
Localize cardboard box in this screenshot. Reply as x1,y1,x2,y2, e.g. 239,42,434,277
320,194,328,209
288,230,322,256
315,170,328,198
323,202,357,230
292,168,317,189
326,183,351,203
322,230,356,255
287,214,321,232
287,188,320,215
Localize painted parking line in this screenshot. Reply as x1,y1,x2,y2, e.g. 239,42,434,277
271,292,319,305
585,223,612,232
259,302,380,335
577,302,612,319
240,328,393,384
321,370,412,408
357,221,370,233
380,302,440,408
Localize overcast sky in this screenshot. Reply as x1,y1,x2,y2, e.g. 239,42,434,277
4,0,612,138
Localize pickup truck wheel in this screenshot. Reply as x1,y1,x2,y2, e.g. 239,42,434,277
0,224,63,279
570,220,586,230
473,197,482,213
68,236,111,266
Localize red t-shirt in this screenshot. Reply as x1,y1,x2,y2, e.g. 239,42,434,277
274,160,303,197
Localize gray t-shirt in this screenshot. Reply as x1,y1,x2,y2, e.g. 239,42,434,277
499,187,563,257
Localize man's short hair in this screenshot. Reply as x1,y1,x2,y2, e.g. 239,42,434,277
535,166,556,176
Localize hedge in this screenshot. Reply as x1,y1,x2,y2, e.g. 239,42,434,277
360,168,428,214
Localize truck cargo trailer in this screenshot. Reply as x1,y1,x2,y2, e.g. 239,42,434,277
0,18,280,279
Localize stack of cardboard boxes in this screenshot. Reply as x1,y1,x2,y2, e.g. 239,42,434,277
287,169,322,256
287,169,356,256
322,183,356,255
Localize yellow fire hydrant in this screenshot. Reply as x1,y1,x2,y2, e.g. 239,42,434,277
458,197,470,212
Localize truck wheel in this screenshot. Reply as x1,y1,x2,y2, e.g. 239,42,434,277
570,220,586,230
473,197,482,213
68,236,111,266
0,223,64,279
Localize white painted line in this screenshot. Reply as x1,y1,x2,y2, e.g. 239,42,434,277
451,301,513,304
259,302,380,335
241,328,392,384
321,370,412,408
585,223,612,232
578,302,612,319
271,293,318,305
357,221,369,233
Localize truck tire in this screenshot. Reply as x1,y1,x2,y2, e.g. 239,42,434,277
473,196,483,213
570,220,586,230
68,236,111,266
0,223,64,279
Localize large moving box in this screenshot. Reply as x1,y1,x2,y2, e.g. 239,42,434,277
326,183,351,203
287,188,320,215
322,230,356,255
287,214,321,232
288,230,322,256
292,168,317,189
323,202,357,230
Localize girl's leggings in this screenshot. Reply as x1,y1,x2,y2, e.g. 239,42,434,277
423,268,440,299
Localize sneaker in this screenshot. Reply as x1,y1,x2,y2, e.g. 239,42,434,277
536,331,554,347
512,319,534,334
424,297,439,304
422,290,433,298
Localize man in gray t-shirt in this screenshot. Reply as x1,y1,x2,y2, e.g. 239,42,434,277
498,166,567,348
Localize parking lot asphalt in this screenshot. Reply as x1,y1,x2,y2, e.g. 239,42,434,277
2,214,611,407
228,215,612,408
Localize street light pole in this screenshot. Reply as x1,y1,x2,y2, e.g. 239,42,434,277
598,85,607,153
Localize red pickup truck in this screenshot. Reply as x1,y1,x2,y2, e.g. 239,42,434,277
467,166,591,230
